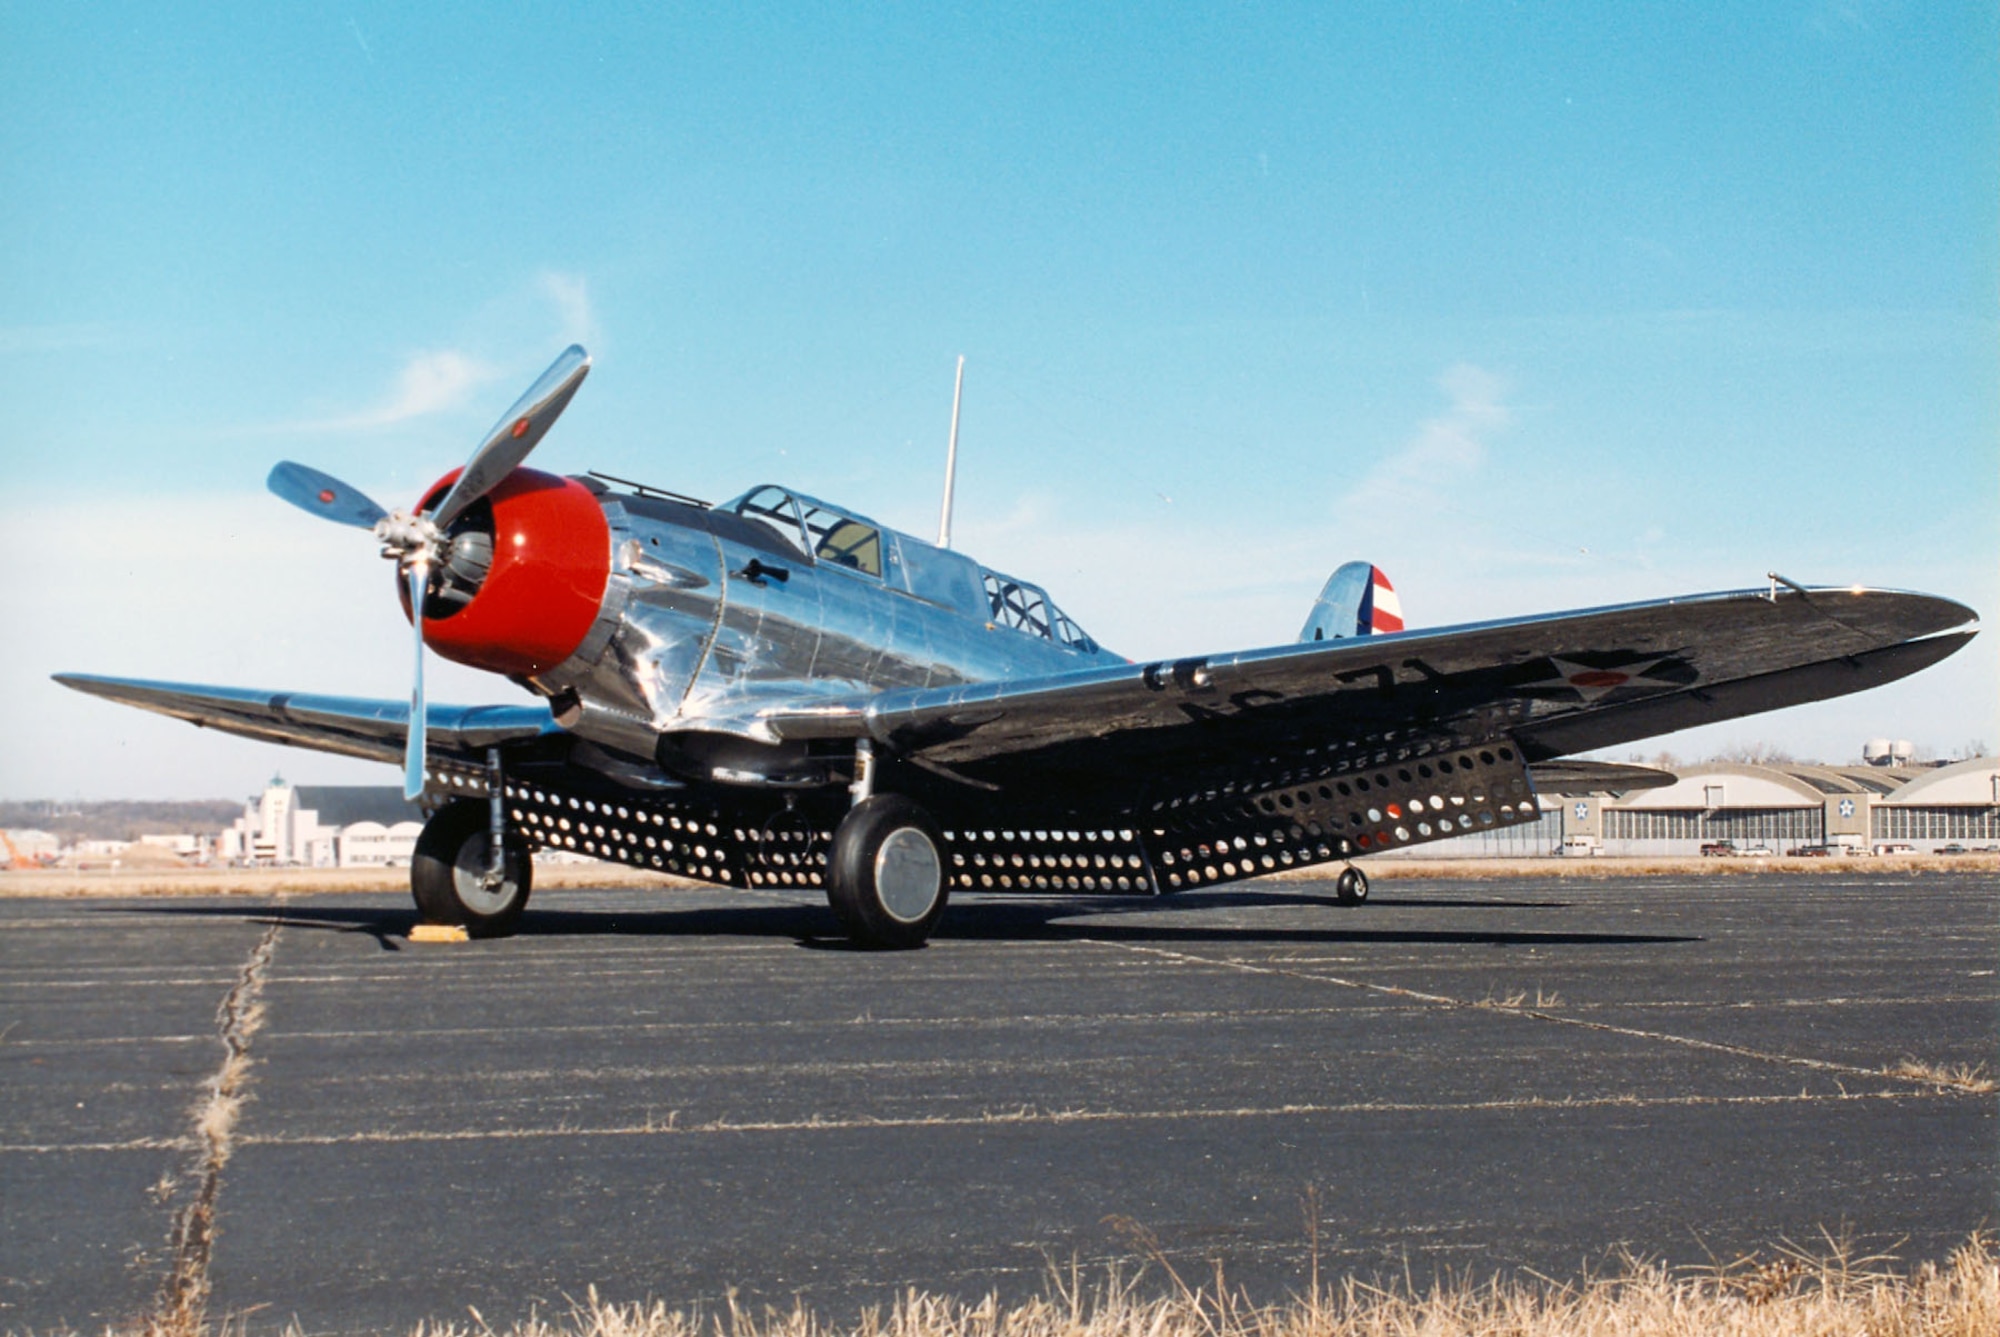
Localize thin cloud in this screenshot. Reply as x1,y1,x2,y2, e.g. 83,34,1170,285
288,349,497,432
1341,362,1510,511
1808,1,1872,37
540,272,598,347
0,322,127,354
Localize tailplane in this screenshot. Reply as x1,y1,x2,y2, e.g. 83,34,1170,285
1299,562,1403,642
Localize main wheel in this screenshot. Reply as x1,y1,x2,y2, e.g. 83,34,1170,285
1334,865,1370,906
411,798,533,939
826,795,949,949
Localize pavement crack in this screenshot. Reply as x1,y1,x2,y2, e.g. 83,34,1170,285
203,1085,1950,1148
141,914,283,1337
0,1085,1966,1155
1087,940,1981,1093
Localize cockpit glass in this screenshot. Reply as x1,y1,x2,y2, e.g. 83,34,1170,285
984,572,1052,638
981,569,1099,651
1052,608,1099,654
727,486,809,555
799,503,883,577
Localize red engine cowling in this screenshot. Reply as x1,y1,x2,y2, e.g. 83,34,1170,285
398,468,611,677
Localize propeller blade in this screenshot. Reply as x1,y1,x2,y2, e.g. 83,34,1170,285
403,560,429,801
431,344,591,529
268,462,389,529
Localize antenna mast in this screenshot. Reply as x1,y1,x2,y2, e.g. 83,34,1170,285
937,355,965,548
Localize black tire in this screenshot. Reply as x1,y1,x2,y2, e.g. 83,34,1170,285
826,795,949,949
411,798,533,939
1334,865,1370,906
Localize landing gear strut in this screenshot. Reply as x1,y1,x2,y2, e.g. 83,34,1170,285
1334,864,1370,906
412,797,533,938
826,794,949,949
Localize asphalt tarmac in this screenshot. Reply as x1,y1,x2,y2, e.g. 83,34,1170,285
3,871,1995,1335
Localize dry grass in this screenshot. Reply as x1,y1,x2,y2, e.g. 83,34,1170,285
1313,852,2000,881
297,1231,1996,1337
0,862,690,899
1474,987,1563,1011
6,852,1995,900
1885,1057,1998,1094
138,924,281,1337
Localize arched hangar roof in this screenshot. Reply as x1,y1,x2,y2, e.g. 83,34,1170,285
1603,763,1824,810
1879,756,2000,806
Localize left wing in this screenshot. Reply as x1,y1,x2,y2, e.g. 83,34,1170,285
762,586,1975,792
53,674,557,767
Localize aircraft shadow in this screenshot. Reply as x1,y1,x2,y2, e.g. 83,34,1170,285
100,890,1695,952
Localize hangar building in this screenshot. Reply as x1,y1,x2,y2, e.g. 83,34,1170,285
1384,755,1998,857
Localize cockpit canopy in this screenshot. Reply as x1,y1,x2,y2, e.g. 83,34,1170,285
722,485,1101,655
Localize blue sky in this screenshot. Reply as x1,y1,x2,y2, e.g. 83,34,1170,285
3,2,1994,799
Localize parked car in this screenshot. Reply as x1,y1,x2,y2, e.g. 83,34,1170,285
1874,843,1915,856
1700,841,1738,857
1740,845,1774,857
1937,843,1969,855
1787,844,1833,857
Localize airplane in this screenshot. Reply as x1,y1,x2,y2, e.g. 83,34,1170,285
58,346,1979,946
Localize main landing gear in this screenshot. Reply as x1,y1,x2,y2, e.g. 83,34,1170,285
412,797,533,938
1334,864,1370,906
826,793,950,950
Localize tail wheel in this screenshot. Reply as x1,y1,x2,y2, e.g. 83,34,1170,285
826,795,949,949
1335,866,1370,906
412,798,533,938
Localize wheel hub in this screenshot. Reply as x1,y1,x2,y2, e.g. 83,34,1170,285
452,834,518,915
874,827,942,923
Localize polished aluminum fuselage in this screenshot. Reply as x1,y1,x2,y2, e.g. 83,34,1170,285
530,487,1109,770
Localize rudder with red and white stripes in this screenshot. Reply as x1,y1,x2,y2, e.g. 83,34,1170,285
1298,561,1405,643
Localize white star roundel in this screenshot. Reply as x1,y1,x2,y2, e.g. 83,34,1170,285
1521,656,1678,702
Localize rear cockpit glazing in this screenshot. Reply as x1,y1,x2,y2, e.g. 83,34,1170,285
720,484,1104,657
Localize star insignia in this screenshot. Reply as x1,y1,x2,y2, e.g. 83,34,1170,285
1519,656,1681,703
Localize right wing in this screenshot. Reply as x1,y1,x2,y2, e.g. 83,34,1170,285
761,586,1976,790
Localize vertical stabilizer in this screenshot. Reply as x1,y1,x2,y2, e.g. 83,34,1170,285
1299,562,1404,642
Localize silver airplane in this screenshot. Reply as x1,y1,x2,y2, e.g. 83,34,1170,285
58,347,1979,946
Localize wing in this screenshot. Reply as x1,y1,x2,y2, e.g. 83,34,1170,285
763,586,1975,799
53,674,558,768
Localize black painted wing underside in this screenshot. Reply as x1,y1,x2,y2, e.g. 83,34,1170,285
766,586,1975,799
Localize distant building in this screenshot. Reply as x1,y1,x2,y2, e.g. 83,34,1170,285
3,829,61,862
1380,754,1998,857
1588,756,1999,855
337,817,426,867
217,777,425,867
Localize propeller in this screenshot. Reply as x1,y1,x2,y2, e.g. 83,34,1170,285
433,343,591,530
266,345,593,799
267,461,389,530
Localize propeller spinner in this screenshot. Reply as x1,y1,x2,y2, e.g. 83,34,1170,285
268,345,593,799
